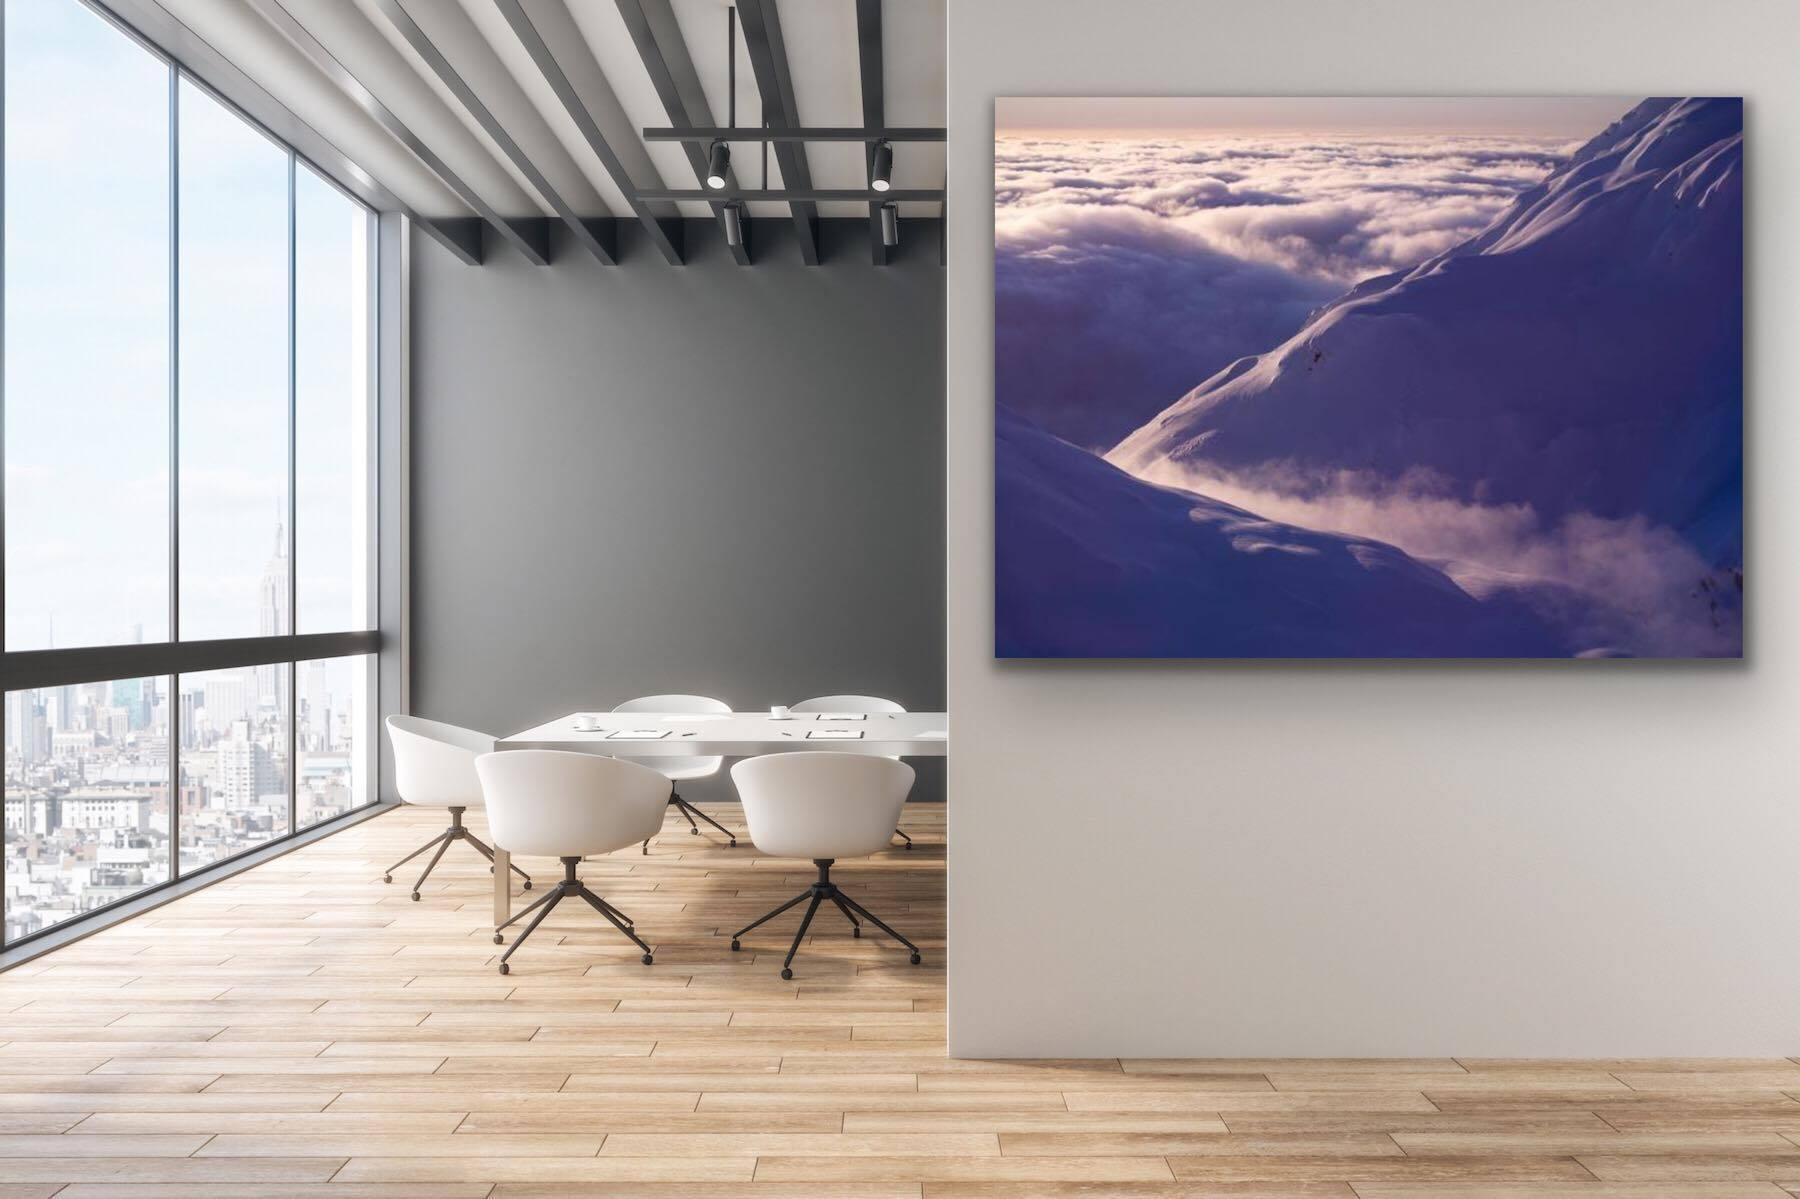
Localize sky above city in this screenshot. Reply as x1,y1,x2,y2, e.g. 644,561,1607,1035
3,0,369,653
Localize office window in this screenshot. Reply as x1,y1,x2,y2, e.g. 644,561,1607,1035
177,77,291,643
295,165,374,634
296,654,373,829
4,678,172,944
3,0,170,651
1,0,383,949
177,665,290,871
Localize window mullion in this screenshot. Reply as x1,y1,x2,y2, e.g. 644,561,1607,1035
167,63,181,880
286,151,298,838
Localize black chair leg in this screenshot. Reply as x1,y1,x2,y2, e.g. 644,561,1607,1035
729,892,810,949
496,890,563,973
893,826,913,849
828,893,863,937
383,832,444,882
464,830,533,887
579,889,653,964
496,858,656,973
730,860,920,978
673,794,737,847
840,892,923,964
779,893,825,980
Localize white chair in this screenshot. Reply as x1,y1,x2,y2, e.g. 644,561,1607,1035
613,694,737,850
790,695,914,849
384,715,532,900
474,749,669,972
729,751,923,979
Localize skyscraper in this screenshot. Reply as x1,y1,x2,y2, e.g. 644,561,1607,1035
257,517,289,708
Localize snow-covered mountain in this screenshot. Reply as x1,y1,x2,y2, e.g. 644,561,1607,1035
996,406,1581,658
1107,97,1743,570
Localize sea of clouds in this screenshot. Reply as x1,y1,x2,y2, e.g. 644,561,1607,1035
995,132,1574,448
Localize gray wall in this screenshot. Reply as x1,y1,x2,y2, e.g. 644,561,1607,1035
948,0,1800,1056
411,218,945,804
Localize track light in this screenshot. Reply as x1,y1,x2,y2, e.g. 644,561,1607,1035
870,139,893,192
880,202,898,247
723,202,743,247
705,140,731,189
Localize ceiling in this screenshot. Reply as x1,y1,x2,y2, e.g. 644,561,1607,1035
109,0,945,265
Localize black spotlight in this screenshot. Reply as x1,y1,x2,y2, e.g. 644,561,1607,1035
880,202,899,247
723,203,743,247
705,140,731,189
870,139,893,192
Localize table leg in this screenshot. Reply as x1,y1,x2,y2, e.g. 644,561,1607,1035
494,846,512,926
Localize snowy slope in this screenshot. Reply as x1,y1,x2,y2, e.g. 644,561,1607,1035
996,406,1578,658
1107,98,1743,568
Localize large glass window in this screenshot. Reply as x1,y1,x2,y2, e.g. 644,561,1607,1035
294,165,373,635
3,0,170,651
4,677,171,943
296,654,372,829
1,0,382,950
177,665,289,871
177,78,291,643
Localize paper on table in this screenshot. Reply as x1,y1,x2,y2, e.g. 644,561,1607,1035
806,728,865,740
608,729,672,740
812,713,868,721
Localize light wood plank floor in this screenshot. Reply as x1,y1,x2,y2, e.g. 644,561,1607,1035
3,803,1800,1197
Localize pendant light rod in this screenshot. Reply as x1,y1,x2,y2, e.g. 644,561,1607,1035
727,5,736,131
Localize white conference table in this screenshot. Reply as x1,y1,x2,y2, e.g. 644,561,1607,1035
490,710,949,923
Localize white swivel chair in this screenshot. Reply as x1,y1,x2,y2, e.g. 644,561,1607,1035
789,695,914,849
474,749,669,972
384,715,532,900
729,752,923,980
613,694,737,850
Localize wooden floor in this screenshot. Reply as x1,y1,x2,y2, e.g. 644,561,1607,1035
3,804,1800,1197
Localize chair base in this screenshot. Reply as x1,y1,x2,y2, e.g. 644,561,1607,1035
492,857,652,972
893,826,912,849
384,806,531,900
642,792,737,853
729,859,922,979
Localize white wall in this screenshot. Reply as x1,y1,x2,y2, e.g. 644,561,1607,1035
947,0,1800,1057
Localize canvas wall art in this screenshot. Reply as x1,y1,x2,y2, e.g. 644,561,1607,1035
994,97,1743,658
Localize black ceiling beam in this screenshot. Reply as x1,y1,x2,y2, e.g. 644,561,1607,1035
855,0,886,265
735,0,819,265
243,0,550,265
86,0,482,265
370,0,614,265
614,0,749,265
636,188,941,202
643,126,944,142
494,0,684,266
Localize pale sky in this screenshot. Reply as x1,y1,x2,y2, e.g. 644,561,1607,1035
997,96,1643,139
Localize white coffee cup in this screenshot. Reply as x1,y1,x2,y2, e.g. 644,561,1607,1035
769,705,791,721
573,714,600,731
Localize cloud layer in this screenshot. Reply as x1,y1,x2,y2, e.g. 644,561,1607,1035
995,131,1571,447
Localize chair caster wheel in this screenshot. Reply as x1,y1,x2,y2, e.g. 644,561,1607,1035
489,865,494,873
410,892,420,901
492,933,503,944
689,827,699,835
904,843,914,850
780,968,793,980
852,927,861,938
910,952,921,965
641,953,654,966
728,838,737,847
383,874,392,883
521,881,532,891
498,962,510,975
730,939,741,952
